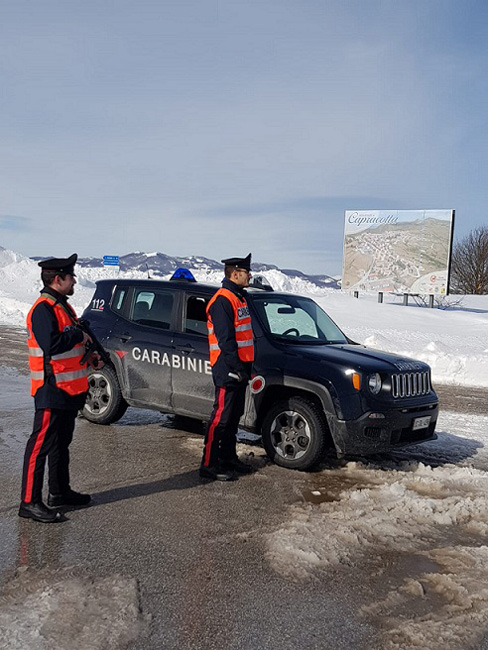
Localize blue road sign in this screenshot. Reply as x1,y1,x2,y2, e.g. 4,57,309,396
103,255,119,266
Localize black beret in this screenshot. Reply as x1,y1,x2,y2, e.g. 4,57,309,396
38,253,78,274
221,253,252,271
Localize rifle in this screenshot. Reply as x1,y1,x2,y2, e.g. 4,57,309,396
78,318,112,366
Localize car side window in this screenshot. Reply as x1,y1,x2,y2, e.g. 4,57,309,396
131,289,174,329
185,296,209,336
111,287,127,315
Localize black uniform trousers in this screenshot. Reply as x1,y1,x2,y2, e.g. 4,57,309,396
202,383,247,468
21,408,77,504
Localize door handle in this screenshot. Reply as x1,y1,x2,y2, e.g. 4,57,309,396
117,332,133,342
175,344,195,354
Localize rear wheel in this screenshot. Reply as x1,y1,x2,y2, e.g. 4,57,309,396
261,396,330,470
82,365,128,425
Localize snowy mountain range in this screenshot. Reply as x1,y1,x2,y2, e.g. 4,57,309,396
31,251,340,291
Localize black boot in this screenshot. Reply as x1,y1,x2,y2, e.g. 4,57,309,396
223,457,254,474
48,489,91,507
18,501,63,523
199,465,237,482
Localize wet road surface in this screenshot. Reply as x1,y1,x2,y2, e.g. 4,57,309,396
1,327,487,649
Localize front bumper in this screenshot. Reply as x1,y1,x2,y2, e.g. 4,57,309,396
326,401,439,456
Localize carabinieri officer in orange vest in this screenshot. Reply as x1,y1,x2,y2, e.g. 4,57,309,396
201,254,255,481
19,254,93,523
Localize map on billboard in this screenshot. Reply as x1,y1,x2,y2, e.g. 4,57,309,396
342,210,455,295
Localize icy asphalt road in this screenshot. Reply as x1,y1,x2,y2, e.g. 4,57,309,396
1,327,488,650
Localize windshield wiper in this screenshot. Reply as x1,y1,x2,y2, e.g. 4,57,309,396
271,335,333,345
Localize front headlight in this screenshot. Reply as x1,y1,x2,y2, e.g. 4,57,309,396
368,372,382,395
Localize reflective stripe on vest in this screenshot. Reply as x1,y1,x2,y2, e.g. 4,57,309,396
26,295,89,397
237,339,253,347
236,323,252,332
55,368,89,382
206,287,254,366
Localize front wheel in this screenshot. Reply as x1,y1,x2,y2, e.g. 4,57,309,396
261,396,330,470
82,365,128,425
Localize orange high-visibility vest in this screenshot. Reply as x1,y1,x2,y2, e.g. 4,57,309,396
26,294,89,397
207,288,254,366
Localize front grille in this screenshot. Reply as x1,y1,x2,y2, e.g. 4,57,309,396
364,427,386,439
391,372,430,398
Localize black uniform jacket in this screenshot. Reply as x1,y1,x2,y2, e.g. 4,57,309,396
208,279,253,387
30,287,87,411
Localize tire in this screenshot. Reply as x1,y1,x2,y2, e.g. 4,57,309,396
261,396,330,470
82,365,128,425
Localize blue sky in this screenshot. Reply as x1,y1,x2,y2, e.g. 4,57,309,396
1,0,487,274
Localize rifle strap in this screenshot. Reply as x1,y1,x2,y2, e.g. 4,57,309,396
40,292,79,326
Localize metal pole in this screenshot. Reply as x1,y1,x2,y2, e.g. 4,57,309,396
378,292,383,303
403,293,409,306
429,295,434,308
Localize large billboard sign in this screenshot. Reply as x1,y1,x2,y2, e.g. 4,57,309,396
342,210,455,295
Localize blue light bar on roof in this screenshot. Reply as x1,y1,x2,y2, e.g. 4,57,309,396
170,268,197,282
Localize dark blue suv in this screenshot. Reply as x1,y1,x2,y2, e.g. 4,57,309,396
81,276,439,470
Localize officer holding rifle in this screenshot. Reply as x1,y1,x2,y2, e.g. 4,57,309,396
19,254,101,523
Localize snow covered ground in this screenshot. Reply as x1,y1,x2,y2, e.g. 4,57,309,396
1,245,487,387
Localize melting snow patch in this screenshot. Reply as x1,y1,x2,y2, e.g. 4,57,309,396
268,462,488,574
364,545,488,649
0,567,145,650
266,457,488,648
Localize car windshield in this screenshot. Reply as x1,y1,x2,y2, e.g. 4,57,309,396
251,295,348,344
